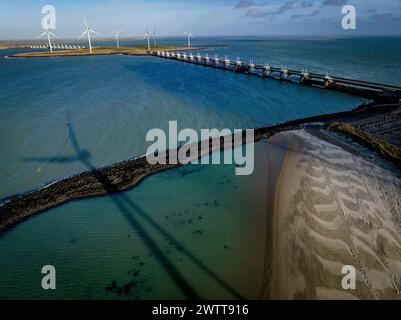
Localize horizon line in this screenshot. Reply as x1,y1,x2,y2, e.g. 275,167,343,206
2,34,401,42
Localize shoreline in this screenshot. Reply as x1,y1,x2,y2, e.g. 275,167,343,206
270,132,293,299
1,102,401,233
5,46,215,59
256,135,290,299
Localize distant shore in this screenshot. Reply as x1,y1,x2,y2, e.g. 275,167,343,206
6,46,215,58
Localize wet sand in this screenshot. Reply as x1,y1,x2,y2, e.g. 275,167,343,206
264,129,401,299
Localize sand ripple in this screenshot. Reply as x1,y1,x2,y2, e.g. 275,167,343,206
268,129,401,299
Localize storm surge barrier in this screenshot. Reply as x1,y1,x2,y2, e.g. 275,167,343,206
153,50,401,103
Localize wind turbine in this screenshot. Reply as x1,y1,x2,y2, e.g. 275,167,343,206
144,30,152,51
152,29,157,47
113,30,123,48
79,16,101,53
184,29,193,48
37,29,57,53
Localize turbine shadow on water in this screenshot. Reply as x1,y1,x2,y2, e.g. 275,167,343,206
21,113,244,300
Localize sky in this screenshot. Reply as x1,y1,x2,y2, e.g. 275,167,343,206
0,0,401,39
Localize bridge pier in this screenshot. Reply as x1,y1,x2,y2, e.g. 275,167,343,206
153,52,401,103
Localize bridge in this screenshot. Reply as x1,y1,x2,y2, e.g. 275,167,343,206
153,51,401,103
27,44,86,50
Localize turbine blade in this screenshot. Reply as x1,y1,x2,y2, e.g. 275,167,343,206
84,16,88,27
79,30,88,39
90,30,101,36
48,31,58,38
37,31,47,38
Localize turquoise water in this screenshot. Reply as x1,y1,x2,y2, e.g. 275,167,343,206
0,147,269,300
0,43,364,198
0,37,397,299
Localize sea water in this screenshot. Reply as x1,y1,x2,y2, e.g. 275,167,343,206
0,37,399,299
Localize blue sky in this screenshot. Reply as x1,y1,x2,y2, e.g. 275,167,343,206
0,0,401,39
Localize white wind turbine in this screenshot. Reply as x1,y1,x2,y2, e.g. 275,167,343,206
38,29,57,53
152,29,157,47
79,16,101,53
113,30,123,48
184,29,193,48
144,30,152,51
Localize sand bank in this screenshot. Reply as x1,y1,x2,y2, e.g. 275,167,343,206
265,129,401,299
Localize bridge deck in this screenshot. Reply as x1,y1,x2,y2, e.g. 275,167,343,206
152,51,401,101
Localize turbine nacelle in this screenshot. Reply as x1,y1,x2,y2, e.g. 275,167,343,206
113,30,123,48
37,29,58,53
144,30,154,51
113,30,123,38
79,16,101,53
184,30,193,48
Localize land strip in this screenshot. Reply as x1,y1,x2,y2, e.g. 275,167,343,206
1,101,400,232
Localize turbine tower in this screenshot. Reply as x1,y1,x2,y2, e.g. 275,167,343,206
144,30,152,51
113,30,122,48
38,30,57,53
152,29,157,47
184,29,193,48
79,16,101,53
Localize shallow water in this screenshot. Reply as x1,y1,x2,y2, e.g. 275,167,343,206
0,145,269,300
